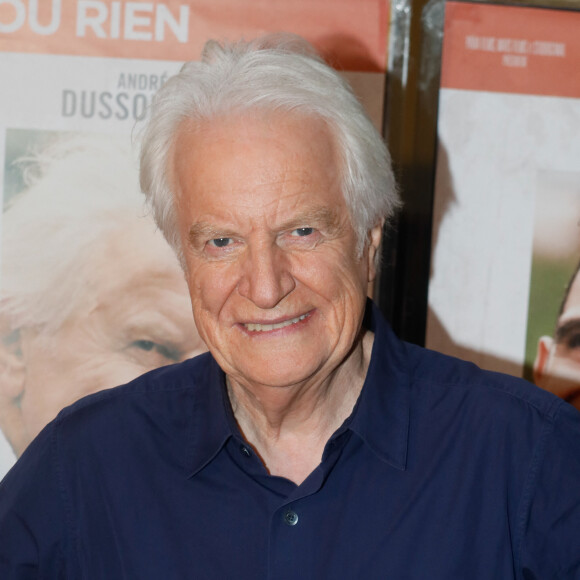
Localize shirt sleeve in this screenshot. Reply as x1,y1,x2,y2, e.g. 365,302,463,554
0,423,70,579
520,401,580,578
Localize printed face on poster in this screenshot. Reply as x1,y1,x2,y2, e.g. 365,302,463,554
426,1,580,410
0,0,390,477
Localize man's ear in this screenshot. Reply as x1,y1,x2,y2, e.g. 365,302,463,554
0,328,27,456
533,335,553,386
366,221,384,283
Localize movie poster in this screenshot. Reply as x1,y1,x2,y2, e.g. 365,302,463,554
426,2,580,408
0,0,390,477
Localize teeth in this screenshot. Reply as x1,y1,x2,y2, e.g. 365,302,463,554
245,314,308,332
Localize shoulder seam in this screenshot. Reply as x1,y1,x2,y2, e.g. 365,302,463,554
55,373,202,424
411,372,562,420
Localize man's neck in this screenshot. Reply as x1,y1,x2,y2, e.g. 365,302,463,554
227,330,374,485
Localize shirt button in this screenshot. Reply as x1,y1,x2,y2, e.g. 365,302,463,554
239,444,251,457
283,509,299,526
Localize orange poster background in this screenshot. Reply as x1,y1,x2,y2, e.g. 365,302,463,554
440,2,580,98
0,0,389,71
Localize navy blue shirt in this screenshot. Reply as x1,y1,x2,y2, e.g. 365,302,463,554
1,302,580,578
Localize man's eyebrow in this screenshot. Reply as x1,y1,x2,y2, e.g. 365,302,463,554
277,206,344,233
555,318,580,343
188,223,234,246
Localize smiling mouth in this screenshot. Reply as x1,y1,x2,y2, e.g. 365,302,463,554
244,313,310,332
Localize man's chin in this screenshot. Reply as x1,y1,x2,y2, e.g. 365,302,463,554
565,390,580,411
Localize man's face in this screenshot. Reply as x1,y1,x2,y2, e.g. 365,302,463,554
534,269,580,410
1,220,205,454
173,111,380,390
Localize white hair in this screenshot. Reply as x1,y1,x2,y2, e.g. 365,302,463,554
139,33,400,260
1,132,153,334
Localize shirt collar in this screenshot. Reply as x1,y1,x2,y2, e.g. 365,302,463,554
346,300,411,471
186,354,232,477
186,300,411,476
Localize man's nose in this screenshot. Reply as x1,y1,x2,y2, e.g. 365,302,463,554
237,243,295,309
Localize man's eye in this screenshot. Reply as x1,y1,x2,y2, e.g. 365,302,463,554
134,339,155,352
208,237,232,248
292,227,314,237
130,339,180,362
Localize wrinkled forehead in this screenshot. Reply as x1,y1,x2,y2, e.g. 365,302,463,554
57,218,183,320
87,217,183,287
171,108,345,198
176,105,341,155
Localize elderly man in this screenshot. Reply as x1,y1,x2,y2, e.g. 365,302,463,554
534,260,580,410
1,35,579,578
